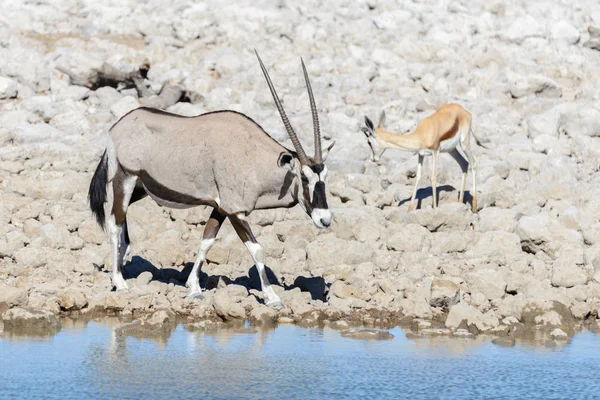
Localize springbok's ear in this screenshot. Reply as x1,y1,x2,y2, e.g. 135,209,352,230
378,110,386,129
364,116,374,132
277,151,295,170
322,141,335,162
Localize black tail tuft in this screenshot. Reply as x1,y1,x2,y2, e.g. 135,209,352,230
88,151,108,229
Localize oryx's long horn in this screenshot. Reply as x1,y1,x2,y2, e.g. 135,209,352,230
301,58,322,163
255,50,310,165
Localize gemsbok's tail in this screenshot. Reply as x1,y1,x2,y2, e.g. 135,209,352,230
88,151,108,229
470,127,490,149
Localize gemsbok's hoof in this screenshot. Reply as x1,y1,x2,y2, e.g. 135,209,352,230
187,291,204,300
113,282,129,292
266,300,284,309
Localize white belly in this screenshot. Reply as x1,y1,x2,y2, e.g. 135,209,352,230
439,129,462,153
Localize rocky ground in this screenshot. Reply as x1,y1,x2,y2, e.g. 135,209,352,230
1,0,600,342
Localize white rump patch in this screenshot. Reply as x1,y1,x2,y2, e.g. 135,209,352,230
439,127,462,153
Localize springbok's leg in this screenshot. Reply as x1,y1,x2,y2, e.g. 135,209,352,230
467,151,478,212
185,209,226,299
109,167,138,291
229,213,283,308
431,149,439,208
449,148,469,204
408,154,424,211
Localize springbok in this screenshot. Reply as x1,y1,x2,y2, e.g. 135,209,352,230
88,51,334,307
361,103,487,212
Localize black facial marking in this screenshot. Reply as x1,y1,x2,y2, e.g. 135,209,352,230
278,170,295,200
310,163,325,174
312,181,328,209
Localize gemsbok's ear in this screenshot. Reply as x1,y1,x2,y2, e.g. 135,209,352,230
377,110,386,129
277,151,296,170
322,141,335,162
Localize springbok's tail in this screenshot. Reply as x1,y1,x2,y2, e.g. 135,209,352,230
88,151,108,229
470,127,490,149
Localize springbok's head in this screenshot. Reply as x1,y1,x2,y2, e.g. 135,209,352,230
361,111,386,162
256,50,334,229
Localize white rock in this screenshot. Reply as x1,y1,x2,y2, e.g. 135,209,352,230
466,269,507,300
445,303,498,332
212,287,246,320
58,289,88,311
550,328,568,339
551,258,588,288
559,107,600,139
551,20,580,44
136,271,154,286
503,15,545,43
13,247,47,268
49,111,90,136
2,307,60,331
110,96,140,119
509,74,561,99
250,304,277,324
386,224,430,252
0,284,27,308
429,278,460,308
0,76,18,99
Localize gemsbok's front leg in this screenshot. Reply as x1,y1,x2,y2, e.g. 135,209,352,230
229,213,283,308
185,209,226,299
408,154,424,212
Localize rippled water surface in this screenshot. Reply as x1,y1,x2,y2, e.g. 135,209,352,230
1,321,600,399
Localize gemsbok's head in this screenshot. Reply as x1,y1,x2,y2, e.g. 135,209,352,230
256,50,335,229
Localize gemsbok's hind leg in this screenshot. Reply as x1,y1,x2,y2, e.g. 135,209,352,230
229,213,283,308
449,148,469,204
185,209,226,299
108,167,138,291
118,185,148,264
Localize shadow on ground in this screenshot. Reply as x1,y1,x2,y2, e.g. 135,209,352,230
398,185,474,209
116,256,327,302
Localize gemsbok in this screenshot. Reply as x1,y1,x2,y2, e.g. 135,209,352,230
361,104,487,212
88,51,334,307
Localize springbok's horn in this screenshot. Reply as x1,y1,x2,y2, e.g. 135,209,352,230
255,50,310,166
301,58,322,163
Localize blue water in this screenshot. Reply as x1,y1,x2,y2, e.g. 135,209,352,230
1,321,600,399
